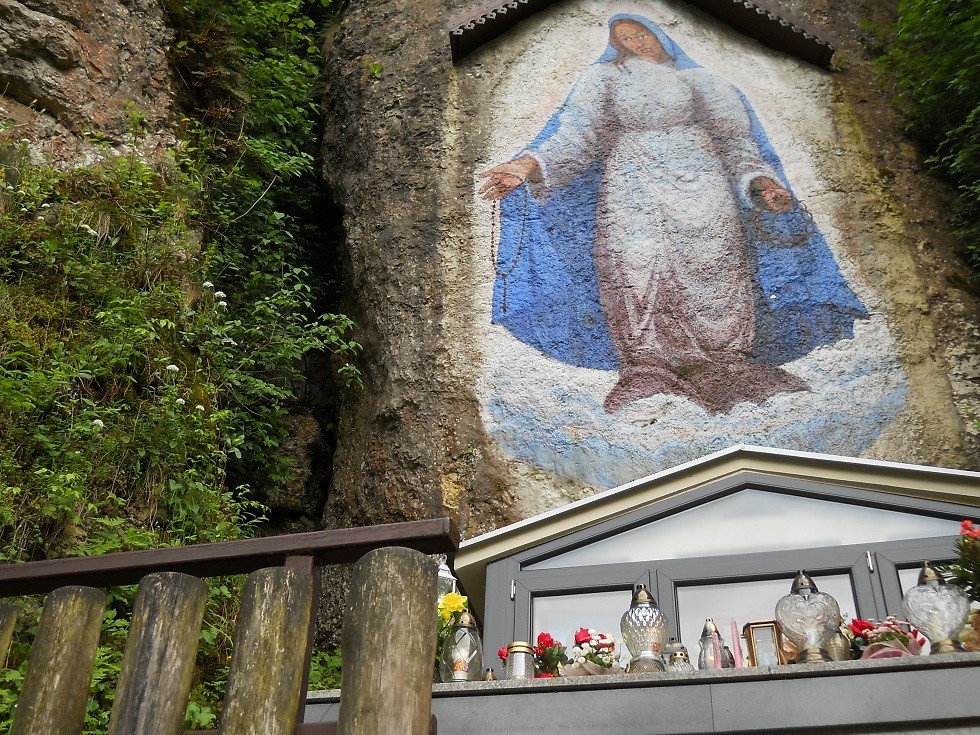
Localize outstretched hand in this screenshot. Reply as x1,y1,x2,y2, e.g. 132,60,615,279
478,156,539,201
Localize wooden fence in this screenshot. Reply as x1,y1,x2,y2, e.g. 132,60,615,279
0,518,459,735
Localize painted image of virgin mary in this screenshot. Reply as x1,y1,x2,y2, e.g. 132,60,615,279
479,15,868,414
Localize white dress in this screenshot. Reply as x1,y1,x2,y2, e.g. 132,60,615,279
526,55,780,374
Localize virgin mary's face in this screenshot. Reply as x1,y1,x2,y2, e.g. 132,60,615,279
611,21,670,63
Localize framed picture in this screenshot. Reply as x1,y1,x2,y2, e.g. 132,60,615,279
742,620,789,666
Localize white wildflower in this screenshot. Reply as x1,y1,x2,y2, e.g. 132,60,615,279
202,281,214,289
195,404,205,411
92,419,105,428
79,223,98,236
41,202,50,209
175,398,185,405
217,300,228,308
165,364,179,372
213,291,226,298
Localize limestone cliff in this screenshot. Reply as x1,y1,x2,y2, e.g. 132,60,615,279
321,0,980,547
0,0,175,163
1,0,978,560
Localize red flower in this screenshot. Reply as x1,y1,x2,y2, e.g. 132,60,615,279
574,628,592,645
536,632,556,649
962,520,973,532
535,672,553,679
849,619,874,637
497,646,508,663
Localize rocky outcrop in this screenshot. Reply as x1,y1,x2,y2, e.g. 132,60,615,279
0,0,176,163
320,0,980,554
320,0,516,537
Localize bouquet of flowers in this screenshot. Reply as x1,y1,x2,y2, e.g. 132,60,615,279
563,628,622,676
945,519,980,651
533,632,569,677
946,520,980,603
846,616,924,659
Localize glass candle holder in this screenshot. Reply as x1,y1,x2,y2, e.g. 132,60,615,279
439,611,483,682
774,571,840,664
620,584,668,673
666,649,696,673
903,561,969,655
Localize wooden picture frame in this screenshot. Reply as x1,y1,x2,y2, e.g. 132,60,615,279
742,620,789,666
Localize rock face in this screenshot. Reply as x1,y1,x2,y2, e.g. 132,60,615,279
321,0,517,537
322,0,980,542
0,0,176,163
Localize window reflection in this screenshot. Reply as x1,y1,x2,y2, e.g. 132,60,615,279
532,589,634,664
527,490,960,570
675,574,856,657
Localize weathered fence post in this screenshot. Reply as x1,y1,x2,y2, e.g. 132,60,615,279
218,565,314,735
10,585,106,735
0,600,17,666
107,572,208,735
338,546,438,735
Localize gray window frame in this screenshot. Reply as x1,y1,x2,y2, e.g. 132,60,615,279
482,473,977,670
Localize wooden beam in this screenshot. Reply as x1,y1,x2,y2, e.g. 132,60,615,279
107,573,208,735
10,586,106,735
191,715,437,735
0,600,17,666
218,566,314,735
338,548,439,735
284,555,319,724
0,518,459,597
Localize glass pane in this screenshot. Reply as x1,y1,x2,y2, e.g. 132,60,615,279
532,589,635,665
527,489,960,570
898,567,920,597
675,574,856,663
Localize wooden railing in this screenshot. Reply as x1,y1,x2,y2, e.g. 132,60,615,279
0,518,459,735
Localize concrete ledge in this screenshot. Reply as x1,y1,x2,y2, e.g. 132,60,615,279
307,653,980,733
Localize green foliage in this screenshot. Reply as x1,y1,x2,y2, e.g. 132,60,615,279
308,648,343,690
945,521,980,603
0,0,357,729
877,0,980,262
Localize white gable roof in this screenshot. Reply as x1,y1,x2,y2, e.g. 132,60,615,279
453,445,980,616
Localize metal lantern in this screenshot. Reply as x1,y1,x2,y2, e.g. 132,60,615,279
696,618,733,669
662,637,685,659
902,561,970,655
439,611,483,682
666,649,696,673
620,584,668,673
824,627,851,661
774,571,841,664
437,562,458,597
504,640,536,680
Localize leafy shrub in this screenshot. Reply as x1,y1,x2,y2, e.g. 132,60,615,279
0,0,354,729
877,0,980,262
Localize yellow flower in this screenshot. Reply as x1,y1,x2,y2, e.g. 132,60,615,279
438,592,468,622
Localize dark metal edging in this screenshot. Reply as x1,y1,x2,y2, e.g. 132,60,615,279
447,0,835,67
